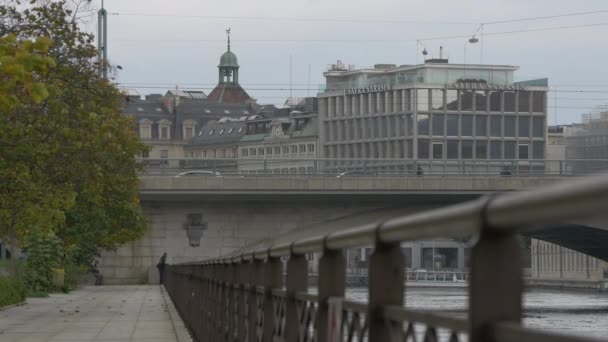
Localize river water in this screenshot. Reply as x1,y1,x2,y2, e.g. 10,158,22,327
345,287,608,339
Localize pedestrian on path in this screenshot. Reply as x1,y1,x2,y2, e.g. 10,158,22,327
157,253,167,285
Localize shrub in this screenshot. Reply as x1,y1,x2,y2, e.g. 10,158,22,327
0,277,26,307
23,230,63,292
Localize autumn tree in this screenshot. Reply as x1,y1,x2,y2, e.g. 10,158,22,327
0,1,147,286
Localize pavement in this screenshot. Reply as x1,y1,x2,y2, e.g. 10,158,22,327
0,285,190,342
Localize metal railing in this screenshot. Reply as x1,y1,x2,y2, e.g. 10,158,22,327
164,173,608,342
140,157,608,177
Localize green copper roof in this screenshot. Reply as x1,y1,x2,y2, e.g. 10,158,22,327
220,50,239,68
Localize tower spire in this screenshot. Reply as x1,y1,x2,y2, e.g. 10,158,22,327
226,28,231,51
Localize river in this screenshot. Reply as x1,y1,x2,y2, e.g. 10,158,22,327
344,287,608,339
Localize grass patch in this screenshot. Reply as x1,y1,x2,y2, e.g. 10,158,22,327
0,276,27,307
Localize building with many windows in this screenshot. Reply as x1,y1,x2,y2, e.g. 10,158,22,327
318,59,549,172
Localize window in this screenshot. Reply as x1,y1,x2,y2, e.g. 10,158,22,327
406,115,413,136
266,147,272,155
489,91,501,111
258,147,264,156
250,148,256,156
475,141,487,159
161,127,169,139
447,141,458,159
204,109,211,113
432,114,444,136
417,89,429,112
307,144,315,152
160,150,168,158
504,91,515,112
418,139,429,159
274,146,281,154
417,114,429,135
447,115,458,136
533,141,544,159
532,117,544,138
238,127,243,133
532,92,545,112
432,141,443,159
504,116,515,137
228,128,233,134
224,110,230,114
518,116,530,138
291,145,297,153
219,129,225,135
474,91,487,112
475,116,487,137
490,141,502,159
208,129,214,135
282,146,289,154
461,140,473,159
139,121,152,139
518,91,531,113
446,90,458,110
198,130,204,136
185,127,194,139
505,141,516,159
141,150,149,158
518,144,529,159
490,116,501,137
431,89,444,110
461,90,474,111
299,144,306,153
461,115,473,136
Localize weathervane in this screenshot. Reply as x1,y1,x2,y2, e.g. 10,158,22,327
226,28,231,51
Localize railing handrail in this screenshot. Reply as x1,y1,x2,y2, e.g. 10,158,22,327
192,173,608,263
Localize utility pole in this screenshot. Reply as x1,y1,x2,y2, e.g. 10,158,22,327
98,0,108,79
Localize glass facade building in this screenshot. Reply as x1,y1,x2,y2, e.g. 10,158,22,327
318,61,549,163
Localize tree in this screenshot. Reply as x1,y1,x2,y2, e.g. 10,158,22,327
0,1,147,286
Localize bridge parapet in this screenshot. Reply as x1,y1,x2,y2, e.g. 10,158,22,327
140,175,576,195
164,174,608,342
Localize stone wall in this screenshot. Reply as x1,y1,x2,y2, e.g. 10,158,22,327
100,200,425,284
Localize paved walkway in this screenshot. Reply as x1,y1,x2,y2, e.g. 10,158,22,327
0,285,186,342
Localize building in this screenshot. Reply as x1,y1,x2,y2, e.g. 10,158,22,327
567,109,608,160
184,110,319,174
318,59,549,173
124,34,275,159
237,113,318,173
531,239,607,282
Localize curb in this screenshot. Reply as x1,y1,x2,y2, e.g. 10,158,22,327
160,285,193,342
0,300,26,312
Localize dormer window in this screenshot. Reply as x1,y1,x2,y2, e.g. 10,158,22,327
238,127,243,133
228,128,233,134
209,129,214,135
224,110,230,114
219,129,225,135
204,109,211,114
198,130,205,136
137,107,144,112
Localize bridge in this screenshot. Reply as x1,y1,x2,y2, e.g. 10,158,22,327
164,173,608,342
97,158,608,284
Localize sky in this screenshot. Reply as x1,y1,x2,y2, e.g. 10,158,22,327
94,0,608,125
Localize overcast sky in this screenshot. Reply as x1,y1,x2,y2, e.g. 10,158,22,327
98,0,608,125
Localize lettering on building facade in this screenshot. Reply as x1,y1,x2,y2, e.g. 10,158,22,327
450,81,527,91
344,84,392,96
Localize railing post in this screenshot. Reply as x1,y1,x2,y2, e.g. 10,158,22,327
285,252,308,342
248,259,262,342
263,255,282,341
469,197,523,342
317,248,345,342
368,240,405,341
236,261,248,342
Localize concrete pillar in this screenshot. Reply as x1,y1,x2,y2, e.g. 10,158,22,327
393,90,399,112
352,96,357,116
360,94,365,115
327,97,334,117
385,91,391,113
411,243,422,269
458,246,466,270
368,93,373,114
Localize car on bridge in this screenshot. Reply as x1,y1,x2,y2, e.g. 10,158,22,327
175,170,222,177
